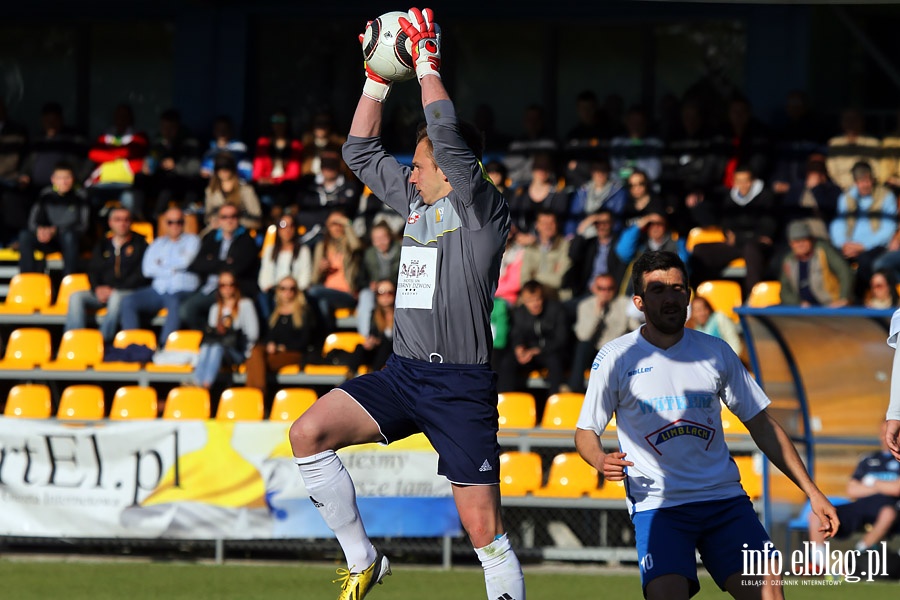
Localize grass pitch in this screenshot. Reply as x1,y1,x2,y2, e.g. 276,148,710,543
0,558,896,599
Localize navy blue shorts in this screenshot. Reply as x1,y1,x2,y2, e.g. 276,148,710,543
834,494,900,539
338,353,501,485
633,496,771,596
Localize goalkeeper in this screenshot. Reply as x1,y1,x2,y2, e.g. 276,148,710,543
289,7,526,600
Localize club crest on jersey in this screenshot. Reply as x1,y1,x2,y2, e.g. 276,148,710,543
407,212,420,225
644,419,715,455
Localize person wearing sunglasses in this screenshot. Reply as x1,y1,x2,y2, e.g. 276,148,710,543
192,269,259,390
258,213,312,319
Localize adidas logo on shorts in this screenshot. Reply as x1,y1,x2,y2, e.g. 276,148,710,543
479,460,492,472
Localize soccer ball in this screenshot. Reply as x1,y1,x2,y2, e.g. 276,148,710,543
361,11,416,82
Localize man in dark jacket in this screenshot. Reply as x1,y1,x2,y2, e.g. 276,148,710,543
564,209,625,302
178,203,260,329
65,207,149,341
497,279,571,395
18,162,90,276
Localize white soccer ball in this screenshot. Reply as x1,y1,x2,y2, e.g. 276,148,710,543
361,11,416,82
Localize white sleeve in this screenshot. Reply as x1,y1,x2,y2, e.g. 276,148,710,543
576,346,619,434
720,342,771,423
889,345,900,420
888,308,900,349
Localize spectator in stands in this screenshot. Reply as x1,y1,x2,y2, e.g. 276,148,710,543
495,224,528,306
689,164,777,294
85,103,148,217
687,295,742,356
566,273,632,393
19,102,88,193
778,220,853,308
771,90,827,196
827,108,882,191
719,95,771,188
65,207,149,342
807,424,900,565
491,297,511,373
18,162,89,276
180,204,260,331
118,207,200,344
520,210,571,299
138,109,203,220
504,104,558,188
616,211,688,295
497,280,570,395
300,111,347,177
565,159,627,236
258,212,312,318
245,275,313,397
306,211,362,334
621,168,666,227
252,108,303,218
484,160,509,196
355,221,401,338
352,279,396,373
779,155,841,241
563,90,613,188
201,115,252,181
566,210,623,300
609,104,663,182
192,269,259,390
508,152,568,234
830,161,898,299
203,152,262,233
294,146,361,236
866,269,900,310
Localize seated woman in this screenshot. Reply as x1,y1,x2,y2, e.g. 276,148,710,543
306,210,362,334
203,152,262,234
192,270,259,389
257,212,312,319
866,269,900,309
353,279,396,372
687,295,742,356
246,275,314,397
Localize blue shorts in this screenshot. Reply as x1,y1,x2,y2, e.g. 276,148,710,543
338,353,501,485
633,496,771,597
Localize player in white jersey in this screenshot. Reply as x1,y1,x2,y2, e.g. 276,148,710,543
884,308,900,460
575,250,839,599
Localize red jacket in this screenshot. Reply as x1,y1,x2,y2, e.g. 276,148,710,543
251,137,303,183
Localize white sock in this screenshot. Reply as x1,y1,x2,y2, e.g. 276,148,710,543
474,533,526,600
295,450,376,571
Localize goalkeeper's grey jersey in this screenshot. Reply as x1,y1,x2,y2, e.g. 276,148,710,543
343,99,508,365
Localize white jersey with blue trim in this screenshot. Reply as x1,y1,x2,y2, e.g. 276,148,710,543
576,327,771,514
886,307,900,420
342,99,508,365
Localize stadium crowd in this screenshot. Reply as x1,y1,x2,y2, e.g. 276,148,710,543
3,89,900,403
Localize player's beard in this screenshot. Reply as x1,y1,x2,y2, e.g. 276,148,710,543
646,303,688,336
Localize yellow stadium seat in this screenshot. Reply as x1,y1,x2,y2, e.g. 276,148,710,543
747,280,781,308
4,384,52,418
0,328,52,369
260,224,277,257
734,455,762,500
334,307,355,320
323,332,365,355
42,273,91,316
43,329,104,370
696,280,743,323
131,221,155,243
534,452,599,497
685,226,726,253
113,328,158,351
0,273,52,314
302,364,352,376
145,330,202,373
110,386,158,420
163,386,211,420
270,388,318,421
498,451,543,496
57,385,105,420
591,477,627,500
216,387,264,421
721,403,750,435
497,392,537,429
540,392,585,430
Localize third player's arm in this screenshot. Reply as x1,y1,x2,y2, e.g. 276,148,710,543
745,409,840,538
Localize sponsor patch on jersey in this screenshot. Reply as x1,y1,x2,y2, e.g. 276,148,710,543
407,212,420,225
644,419,715,455
627,366,653,377
435,207,444,223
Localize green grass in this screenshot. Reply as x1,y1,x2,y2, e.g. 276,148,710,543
0,559,896,599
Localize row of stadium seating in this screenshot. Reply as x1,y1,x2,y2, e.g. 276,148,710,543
3,382,315,421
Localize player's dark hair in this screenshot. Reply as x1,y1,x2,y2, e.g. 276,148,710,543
631,251,689,297
52,161,76,176
416,119,485,161
520,279,544,297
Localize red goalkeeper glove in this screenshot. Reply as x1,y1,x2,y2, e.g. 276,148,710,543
398,7,441,80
